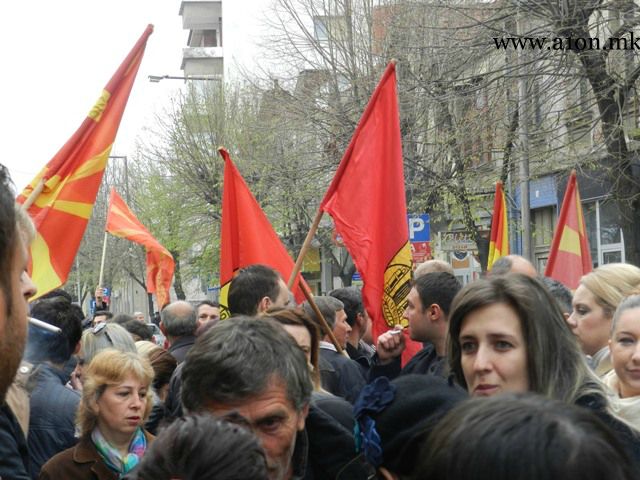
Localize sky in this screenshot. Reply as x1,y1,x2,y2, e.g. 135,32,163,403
0,0,273,190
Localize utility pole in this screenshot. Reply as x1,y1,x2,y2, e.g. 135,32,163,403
517,14,532,261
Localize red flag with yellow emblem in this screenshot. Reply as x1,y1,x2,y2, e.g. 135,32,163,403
17,25,153,299
487,181,509,270
544,170,592,289
217,148,306,319
105,189,174,308
319,62,420,364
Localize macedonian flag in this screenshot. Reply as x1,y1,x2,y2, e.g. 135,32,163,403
218,148,306,319
487,180,509,270
105,188,174,308
17,25,153,300
544,170,592,289
319,62,420,364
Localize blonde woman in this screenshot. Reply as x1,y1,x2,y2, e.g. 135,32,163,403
40,350,154,479
606,295,640,427
569,263,640,376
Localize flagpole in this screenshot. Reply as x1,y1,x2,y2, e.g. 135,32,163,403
98,232,108,286
287,208,323,290
299,279,345,355
20,178,45,211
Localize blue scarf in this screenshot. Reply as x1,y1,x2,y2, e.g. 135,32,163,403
91,427,147,478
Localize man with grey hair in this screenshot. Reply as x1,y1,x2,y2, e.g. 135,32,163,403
160,301,197,364
302,296,365,403
181,317,369,480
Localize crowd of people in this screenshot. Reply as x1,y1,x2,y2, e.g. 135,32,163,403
1,162,640,479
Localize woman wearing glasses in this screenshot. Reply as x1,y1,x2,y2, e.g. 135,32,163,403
40,349,154,479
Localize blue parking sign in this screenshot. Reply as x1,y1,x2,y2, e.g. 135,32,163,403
408,214,430,242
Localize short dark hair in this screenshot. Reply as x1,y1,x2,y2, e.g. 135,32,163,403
302,296,344,329
413,393,636,480
28,296,84,364
181,316,312,413
413,272,461,317
228,265,282,316
92,310,113,322
134,414,269,480
541,277,573,315
122,320,153,341
0,165,17,314
197,300,219,309
329,287,364,327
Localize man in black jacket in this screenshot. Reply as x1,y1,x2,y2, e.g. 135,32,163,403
302,296,366,404
27,294,83,478
371,272,461,381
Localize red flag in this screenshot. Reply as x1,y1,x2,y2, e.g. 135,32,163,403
218,148,306,318
17,25,153,299
487,181,509,270
544,170,592,289
105,189,174,308
319,62,421,364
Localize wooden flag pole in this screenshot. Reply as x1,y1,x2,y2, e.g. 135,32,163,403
98,232,108,286
20,178,46,211
299,279,344,355
287,208,324,290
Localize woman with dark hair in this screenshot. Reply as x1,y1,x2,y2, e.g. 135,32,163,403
40,350,154,479
135,341,177,435
412,393,636,480
447,274,640,462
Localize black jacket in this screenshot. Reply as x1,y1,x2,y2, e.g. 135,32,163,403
369,342,446,382
28,363,80,478
318,348,366,404
167,335,196,364
0,403,31,479
297,405,373,480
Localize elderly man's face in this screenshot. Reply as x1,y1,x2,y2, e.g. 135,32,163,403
205,379,308,480
0,236,36,400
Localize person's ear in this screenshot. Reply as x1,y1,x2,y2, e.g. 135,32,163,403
258,296,272,314
297,404,310,431
429,304,442,322
73,341,81,355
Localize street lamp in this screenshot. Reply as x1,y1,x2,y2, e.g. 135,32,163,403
148,74,221,83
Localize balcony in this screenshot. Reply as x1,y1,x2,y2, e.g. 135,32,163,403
179,1,222,30
181,47,224,77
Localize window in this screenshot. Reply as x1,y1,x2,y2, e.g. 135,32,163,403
583,198,625,267
314,17,328,42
